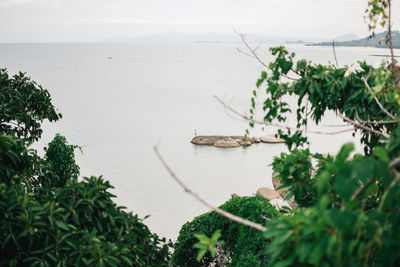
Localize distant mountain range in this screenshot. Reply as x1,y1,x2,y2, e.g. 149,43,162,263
105,32,398,47
307,31,400,48
104,32,292,44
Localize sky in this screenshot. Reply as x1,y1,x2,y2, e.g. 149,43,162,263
0,0,399,42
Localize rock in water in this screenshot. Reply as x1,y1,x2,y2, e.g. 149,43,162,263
191,136,245,145
214,137,242,148
260,134,285,143
256,187,282,201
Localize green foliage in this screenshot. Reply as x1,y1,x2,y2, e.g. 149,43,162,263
271,148,316,207
0,135,171,266
193,229,224,262
265,141,400,266
249,6,400,263
0,135,33,185
172,196,279,267
366,0,389,32
37,134,81,189
253,46,399,154
0,69,61,141
0,67,171,265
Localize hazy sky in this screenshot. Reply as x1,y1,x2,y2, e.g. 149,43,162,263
0,0,399,42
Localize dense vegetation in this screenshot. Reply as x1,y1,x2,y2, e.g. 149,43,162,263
173,1,400,266
0,69,171,266
172,196,279,267
1,0,399,266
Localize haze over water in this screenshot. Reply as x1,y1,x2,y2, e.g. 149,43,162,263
0,42,395,240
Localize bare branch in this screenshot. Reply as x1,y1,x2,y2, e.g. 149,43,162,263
215,96,354,135
234,29,299,81
332,39,339,67
362,76,396,120
355,118,400,125
154,145,267,232
324,124,353,127
260,215,270,221
236,47,257,60
337,113,390,138
387,0,400,90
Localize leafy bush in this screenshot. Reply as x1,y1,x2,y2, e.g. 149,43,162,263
35,133,81,190
247,2,400,264
0,69,61,141
271,148,316,208
0,68,171,265
172,196,279,267
0,135,171,266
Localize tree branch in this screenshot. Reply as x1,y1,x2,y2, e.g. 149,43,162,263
350,177,375,201
337,113,390,138
154,145,267,232
214,96,354,135
332,39,339,67
362,76,396,120
234,29,298,81
389,157,400,171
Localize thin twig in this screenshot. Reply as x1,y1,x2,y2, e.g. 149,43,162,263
234,29,298,81
324,124,353,127
215,96,354,135
387,0,400,90
260,215,270,221
355,119,400,125
362,76,396,120
350,177,375,201
332,39,339,67
236,47,257,60
388,0,396,73
154,145,267,232
337,113,390,138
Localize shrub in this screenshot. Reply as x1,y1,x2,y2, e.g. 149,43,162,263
0,69,61,141
0,135,171,266
172,196,279,267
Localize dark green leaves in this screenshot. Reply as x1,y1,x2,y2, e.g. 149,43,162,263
0,69,61,141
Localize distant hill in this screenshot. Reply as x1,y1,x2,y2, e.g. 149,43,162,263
307,31,400,48
334,33,359,42
104,32,293,44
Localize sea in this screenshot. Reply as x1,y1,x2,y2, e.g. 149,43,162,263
0,42,395,240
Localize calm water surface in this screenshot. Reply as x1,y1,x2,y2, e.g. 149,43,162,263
0,43,395,240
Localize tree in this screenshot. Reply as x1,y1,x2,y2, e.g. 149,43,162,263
168,0,400,266
0,69,171,265
0,69,61,142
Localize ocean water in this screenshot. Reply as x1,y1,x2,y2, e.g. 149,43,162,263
0,42,395,240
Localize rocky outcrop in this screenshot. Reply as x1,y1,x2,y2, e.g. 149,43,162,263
260,134,285,143
256,187,282,201
191,136,245,145
214,137,241,148
256,187,291,210
191,135,284,148
272,175,297,208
